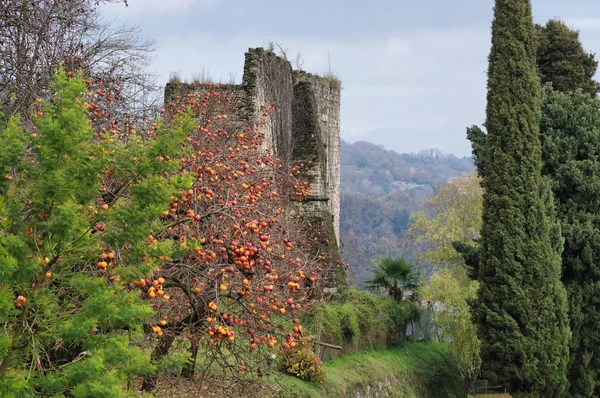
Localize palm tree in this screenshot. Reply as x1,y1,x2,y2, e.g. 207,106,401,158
365,258,419,302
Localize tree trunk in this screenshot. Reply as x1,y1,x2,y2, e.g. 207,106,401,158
141,330,180,391
141,313,195,391
181,335,199,379
464,366,480,394
389,287,403,302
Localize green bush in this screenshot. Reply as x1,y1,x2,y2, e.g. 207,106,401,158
0,71,194,396
304,289,420,359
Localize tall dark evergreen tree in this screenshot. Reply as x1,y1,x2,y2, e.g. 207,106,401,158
474,1,569,395
536,22,600,396
541,87,600,397
536,19,600,96
467,19,599,174
466,15,600,396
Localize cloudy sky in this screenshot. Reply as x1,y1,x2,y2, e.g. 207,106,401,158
101,0,600,157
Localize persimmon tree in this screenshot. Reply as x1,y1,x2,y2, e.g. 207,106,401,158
0,71,194,396
139,85,336,390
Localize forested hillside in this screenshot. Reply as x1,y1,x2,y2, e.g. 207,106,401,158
339,140,474,284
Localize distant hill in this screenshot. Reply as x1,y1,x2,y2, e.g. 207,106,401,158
339,140,474,285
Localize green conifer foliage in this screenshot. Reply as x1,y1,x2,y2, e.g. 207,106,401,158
475,1,569,395
541,86,600,397
0,71,194,396
466,19,599,176
536,20,600,96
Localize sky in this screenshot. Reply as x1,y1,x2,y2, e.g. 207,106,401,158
101,0,600,157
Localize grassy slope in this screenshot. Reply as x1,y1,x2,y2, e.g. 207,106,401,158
272,342,464,398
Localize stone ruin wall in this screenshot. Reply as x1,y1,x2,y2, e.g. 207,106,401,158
242,49,341,246
299,71,341,246
241,48,295,162
165,48,341,249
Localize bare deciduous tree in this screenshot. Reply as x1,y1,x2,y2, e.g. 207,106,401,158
0,0,158,122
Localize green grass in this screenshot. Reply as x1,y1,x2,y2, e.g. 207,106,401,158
270,341,463,398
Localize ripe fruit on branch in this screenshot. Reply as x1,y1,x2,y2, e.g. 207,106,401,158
151,326,163,337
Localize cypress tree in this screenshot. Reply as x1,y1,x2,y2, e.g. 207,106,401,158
540,87,600,397
467,16,600,396
475,1,569,395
